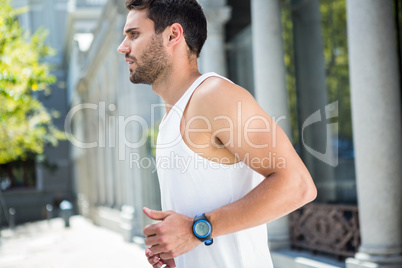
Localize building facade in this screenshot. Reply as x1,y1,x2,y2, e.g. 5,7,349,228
8,0,402,267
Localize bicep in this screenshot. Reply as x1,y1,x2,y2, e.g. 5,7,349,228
211,87,302,177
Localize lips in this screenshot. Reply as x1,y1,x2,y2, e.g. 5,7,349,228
125,57,135,67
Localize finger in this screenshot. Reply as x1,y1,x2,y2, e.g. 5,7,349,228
154,258,175,268
143,223,162,237
159,251,174,260
144,234,160,246
163,258,176,268
149,244,165,255
143,207,170,221
153,261,164,268
145,246,154,258
148,255,161,266
146,247,163,268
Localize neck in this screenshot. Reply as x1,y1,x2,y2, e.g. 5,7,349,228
152,60,201,114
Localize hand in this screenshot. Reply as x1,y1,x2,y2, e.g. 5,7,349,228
145,246,176,268
143,207,201,259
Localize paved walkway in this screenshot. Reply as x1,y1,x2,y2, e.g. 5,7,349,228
0,216,150,268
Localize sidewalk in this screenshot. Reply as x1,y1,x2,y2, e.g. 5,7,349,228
0,216,150,268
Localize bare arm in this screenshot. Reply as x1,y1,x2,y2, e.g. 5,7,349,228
195,77,317,237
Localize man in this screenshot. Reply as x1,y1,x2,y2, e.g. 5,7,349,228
117,0,317,267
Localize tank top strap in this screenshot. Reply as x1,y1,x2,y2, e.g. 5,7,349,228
159,72,232,130
174,72,232,114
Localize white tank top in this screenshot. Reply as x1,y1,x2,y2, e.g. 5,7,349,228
156,73,273,268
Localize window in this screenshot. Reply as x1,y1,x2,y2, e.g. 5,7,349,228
0,159,36,190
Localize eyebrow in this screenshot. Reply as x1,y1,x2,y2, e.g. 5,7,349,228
124,27,139,35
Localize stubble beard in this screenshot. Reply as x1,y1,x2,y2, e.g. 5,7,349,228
128,35,171,85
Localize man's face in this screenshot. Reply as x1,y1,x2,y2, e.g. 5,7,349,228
118,10,171,84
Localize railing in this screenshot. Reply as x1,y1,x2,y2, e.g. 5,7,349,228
290,203,360,259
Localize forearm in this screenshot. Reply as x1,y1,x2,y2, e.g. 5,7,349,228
206,171,316,238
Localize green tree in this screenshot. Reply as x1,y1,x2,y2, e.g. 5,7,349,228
0,0,65,164
321,0,352,139
281,0,352,144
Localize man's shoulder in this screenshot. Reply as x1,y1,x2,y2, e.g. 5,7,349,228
189,76,254,116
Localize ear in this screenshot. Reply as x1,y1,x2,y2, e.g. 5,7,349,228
165,22,184,48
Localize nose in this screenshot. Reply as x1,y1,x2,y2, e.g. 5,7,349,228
117,39,130,54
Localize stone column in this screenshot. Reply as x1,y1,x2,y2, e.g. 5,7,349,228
198,0,231,76
346,1,402,267
291,0,336,203
80,81,100,222
118,66,137,242
251,0,291,250
251,0,291,136
96,96,107,207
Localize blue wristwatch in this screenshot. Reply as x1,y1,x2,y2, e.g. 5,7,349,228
192,213,213,246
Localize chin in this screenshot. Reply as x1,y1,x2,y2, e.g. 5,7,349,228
129,75,139,84
129,74,152,85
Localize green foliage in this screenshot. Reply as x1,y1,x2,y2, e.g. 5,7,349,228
145,122,160,157
281,5,299,145
320,0,352,139
0,0,65,164
281,0,352,143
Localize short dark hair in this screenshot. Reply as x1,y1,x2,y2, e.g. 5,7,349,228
125,0,207,57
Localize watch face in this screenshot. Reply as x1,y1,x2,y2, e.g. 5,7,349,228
195,221,210,237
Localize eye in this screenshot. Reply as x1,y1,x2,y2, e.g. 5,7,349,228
131,32,139,39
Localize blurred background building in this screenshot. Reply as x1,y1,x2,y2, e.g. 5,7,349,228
1,0,401,267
